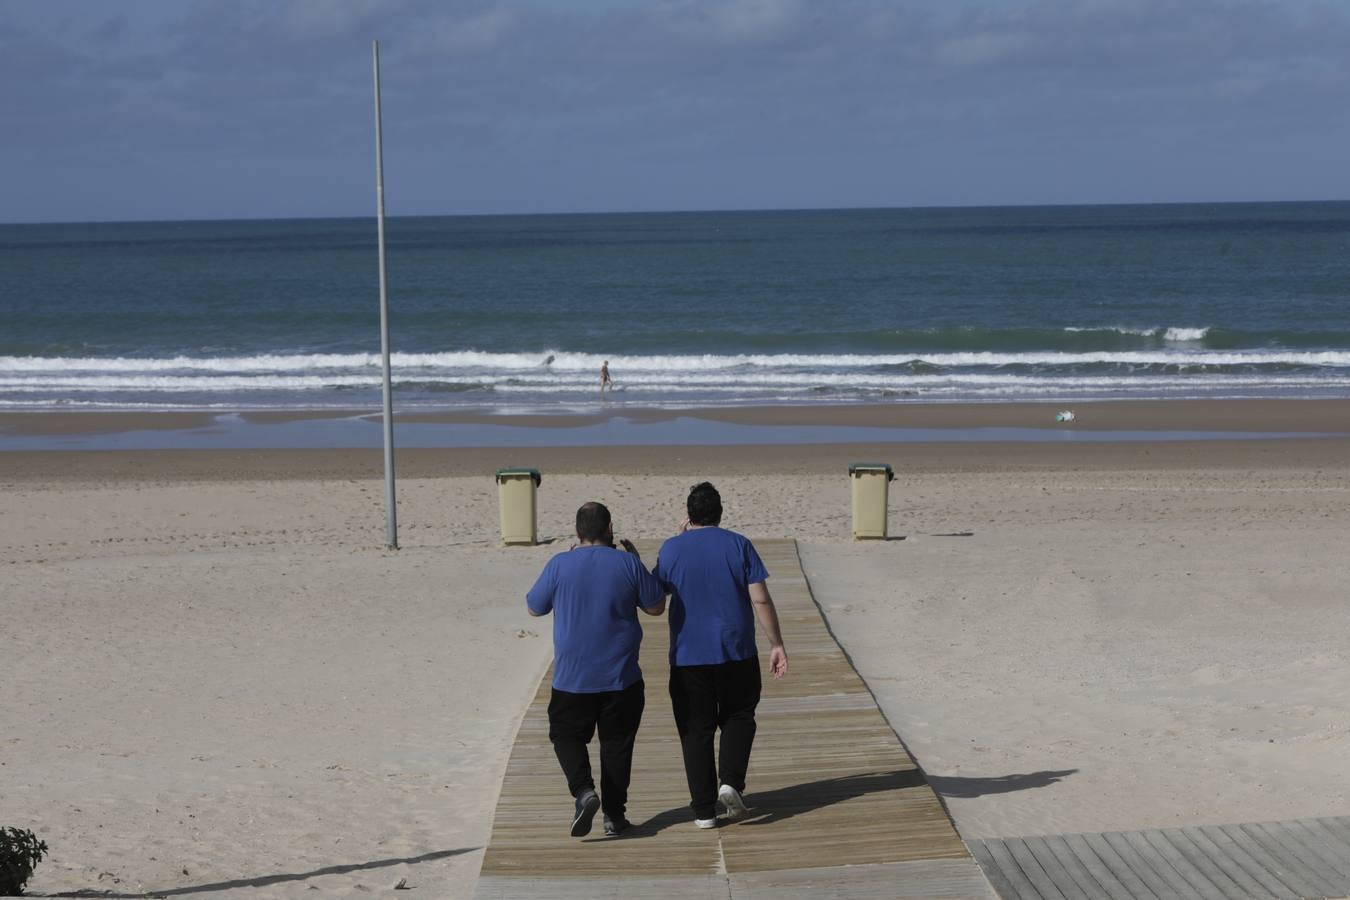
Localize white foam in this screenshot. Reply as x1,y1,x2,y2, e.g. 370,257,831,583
1163,327,1211,342
4,345,1350,376
1063,326,1159,336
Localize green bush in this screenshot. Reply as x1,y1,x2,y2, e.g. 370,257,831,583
0,828,48,896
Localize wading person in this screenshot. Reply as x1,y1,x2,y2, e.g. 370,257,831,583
653,482,788,829
526,502,665,837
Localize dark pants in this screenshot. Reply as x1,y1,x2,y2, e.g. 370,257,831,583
668,656,762,819
547,679,645,818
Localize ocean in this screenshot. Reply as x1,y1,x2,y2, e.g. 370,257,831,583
3,202,1350,413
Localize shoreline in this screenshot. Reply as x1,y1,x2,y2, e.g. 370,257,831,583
4,438,1349,483
4,397,1350,436
3,398,1348,483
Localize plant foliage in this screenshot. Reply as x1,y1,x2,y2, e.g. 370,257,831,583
0,828,48,896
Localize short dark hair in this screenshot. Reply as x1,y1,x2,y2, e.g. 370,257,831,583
576,501,612,542
686,482,722,526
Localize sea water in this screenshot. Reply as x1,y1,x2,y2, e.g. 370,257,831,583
3,202,1350,412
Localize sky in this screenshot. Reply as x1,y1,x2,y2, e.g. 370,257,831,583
2,0,1348,222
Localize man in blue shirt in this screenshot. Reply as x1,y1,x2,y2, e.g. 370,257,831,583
527,501,665,837
652,482,788,829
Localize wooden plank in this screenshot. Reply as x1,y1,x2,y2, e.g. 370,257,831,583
969,840,1028,900
983,838,1052,900
1296,818,1350,878
474,874,728,899
1113,829,1205,900
1020,834,1094,899
1319,815,1350,849
1184,824,1298,900
1137,828,1230,900
1065,832,1159,900
1274,819,1350,883
1044,833,1135,900
1216,824,1324,898
728,859,996,898
1005,836,1071,900
1098,832,1175,900
1156,827,1260,900
1248,821,1349,895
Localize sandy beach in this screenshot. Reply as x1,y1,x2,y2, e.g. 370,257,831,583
4,400,1350,897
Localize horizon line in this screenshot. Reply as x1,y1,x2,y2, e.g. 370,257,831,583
4,197,1349,228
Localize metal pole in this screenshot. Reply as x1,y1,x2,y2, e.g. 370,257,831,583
373,40,398,550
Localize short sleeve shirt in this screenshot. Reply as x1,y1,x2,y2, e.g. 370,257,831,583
527,546,665,693
653,527,769,667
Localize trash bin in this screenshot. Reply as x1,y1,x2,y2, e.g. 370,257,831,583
848,462,894,540
495,468,542,545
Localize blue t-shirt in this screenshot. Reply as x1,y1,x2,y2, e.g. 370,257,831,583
653,527,769,667
527,546,665,693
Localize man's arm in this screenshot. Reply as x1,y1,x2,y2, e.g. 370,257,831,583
525,562,554,618
748,581,788,678
622,539,667,616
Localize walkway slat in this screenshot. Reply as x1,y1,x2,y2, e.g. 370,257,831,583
1246,822,1344,896
1224,823,1330,897
1021,834,1093,900
1184,824,1298,899
1156,827,1255,899
1043,833,1132,899
975,817,1350,900
1101,831,1183,900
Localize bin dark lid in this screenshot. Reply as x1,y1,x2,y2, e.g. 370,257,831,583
495,467,542,486
848,462,894,481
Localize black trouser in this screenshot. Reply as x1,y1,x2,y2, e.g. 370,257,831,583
668,656,762,819
547,679,645,818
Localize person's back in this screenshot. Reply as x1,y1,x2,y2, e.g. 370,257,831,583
656,526,762,667
531,545,655,693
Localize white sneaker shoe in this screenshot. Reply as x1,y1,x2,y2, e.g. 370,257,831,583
695,817,719,829
718,784,749,820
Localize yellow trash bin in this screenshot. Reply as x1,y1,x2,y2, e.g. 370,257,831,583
849,462,894,540
495,468,542,545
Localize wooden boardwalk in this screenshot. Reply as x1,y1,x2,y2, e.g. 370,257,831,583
971,816,1350,900
474,539,994,899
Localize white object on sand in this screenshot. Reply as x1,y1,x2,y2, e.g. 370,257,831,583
1056,410,1076,423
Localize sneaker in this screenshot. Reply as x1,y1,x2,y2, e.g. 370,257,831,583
718,784,749,821
695,816,719,829
602,813,631,836
571,789,600,837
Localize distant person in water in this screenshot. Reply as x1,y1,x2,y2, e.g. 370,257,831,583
600,360,613,396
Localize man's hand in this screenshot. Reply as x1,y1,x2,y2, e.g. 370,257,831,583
618,538,639,556
768,645,788,679
678,517,691,533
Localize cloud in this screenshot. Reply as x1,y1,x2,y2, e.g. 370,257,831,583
2,0,1348,220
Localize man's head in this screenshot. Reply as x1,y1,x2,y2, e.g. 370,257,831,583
576,501,613,543
686,482,722,526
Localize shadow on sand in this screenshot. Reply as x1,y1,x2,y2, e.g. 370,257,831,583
40,847,476,898
928,768,1078,798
